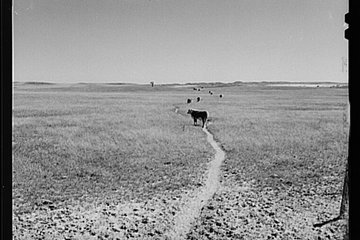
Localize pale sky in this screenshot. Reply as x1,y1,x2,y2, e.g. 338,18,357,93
14,0,348,84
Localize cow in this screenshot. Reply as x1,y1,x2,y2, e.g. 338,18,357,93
197,97,201,102
187,109,209,128
219,94,223,98
187,99,192,104
209,91,213,95
193,87,197,91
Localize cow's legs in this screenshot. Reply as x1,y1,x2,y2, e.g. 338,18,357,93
202,118,206,128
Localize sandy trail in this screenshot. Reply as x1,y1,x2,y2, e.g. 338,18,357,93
168,109,226,239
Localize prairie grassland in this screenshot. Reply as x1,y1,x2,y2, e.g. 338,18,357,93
13,84,213,214
196,86,348,189
13,83,348,239
186,86,349,239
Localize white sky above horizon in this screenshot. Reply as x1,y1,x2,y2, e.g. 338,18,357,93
14,0,348,84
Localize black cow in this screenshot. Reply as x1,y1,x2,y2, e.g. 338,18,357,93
209,91,213,95
187,99,192,104
187,109,209,128
219,94,223,98
197,97,201,102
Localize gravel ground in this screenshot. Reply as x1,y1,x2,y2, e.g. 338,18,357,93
187,182,347,240
13,191,191,240
13,182,347,240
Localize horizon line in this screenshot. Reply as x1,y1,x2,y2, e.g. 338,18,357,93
14,80,348,85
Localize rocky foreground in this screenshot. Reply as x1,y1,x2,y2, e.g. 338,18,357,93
13,181,347,240
187,184,347,240
13,191,186,240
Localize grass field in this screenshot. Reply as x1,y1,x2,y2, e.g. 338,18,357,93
199,86,348,190
13,83,214,213
185,85,349,239
12,82,348,239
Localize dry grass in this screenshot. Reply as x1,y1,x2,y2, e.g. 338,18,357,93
198,86,348,191
13,84,348,206
185,86,349,239
13,83,349,239
13,84,213,214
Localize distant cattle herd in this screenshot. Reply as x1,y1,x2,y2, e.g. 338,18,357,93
182,86,224,128
187,87,223,104
157,85,223,127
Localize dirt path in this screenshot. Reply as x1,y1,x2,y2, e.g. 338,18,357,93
168,107,226,239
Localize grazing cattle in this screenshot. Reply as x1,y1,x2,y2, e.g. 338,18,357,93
209,91,213,95
219,94,223,98
198,89,200,91
187,99,192,104
197,97,201,102
187,109,209,128
193,87,197,91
